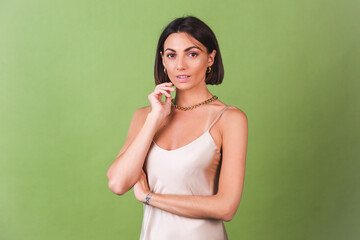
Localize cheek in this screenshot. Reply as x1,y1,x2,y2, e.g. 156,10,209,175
165,60,176,69
193,60,208,73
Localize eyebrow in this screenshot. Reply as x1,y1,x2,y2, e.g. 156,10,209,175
164,46,203,52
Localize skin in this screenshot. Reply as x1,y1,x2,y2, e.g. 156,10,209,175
106,32,248,222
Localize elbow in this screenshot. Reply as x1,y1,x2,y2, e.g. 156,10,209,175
221,205,237,222
107,180,128,196
222,213,235,222
106,167,127,195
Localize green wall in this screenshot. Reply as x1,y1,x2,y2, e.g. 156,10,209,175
1,0,359,239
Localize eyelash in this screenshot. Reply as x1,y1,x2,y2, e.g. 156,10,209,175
166,52,198,58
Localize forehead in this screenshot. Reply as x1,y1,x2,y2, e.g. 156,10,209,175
163,32,205,51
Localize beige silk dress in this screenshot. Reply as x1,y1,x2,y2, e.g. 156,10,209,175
139,105,231,240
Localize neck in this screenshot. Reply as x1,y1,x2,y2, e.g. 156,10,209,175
173,82,214,107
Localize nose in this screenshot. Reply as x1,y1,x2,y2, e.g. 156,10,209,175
176,56,186,70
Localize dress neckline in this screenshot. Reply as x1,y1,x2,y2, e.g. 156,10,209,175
152,129,218,153
151,105,230,153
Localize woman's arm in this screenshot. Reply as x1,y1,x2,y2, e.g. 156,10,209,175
107,108,159,195
134,107,248,221
107,82,174,195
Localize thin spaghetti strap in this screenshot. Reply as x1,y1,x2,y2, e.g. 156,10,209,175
206,105,231,132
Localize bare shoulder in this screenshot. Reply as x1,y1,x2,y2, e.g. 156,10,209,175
126,105,152,138
134,105,151,115
223,106,248,121
114,106,152,158
220,106,248,131
132,105,151,120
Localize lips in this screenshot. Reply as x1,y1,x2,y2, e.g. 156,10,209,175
176,75,190,82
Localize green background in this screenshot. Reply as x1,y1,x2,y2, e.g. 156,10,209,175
1,0,359,239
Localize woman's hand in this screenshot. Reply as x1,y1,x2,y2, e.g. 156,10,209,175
133,170,150,203
148,82,175,120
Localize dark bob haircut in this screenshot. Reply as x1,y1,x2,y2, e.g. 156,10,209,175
154,16,224,85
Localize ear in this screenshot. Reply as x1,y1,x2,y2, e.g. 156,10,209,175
208,50,216,67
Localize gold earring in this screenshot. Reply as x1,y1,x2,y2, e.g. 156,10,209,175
207,66,211,73
164,68,167,74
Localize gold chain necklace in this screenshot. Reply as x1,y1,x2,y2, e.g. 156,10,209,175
171,95,218,111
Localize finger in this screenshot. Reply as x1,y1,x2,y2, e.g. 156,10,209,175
153,88,169,96
151,89,172,101
165,96,172,104
155,85,174,92
154,87,175,97
157,87,175,92
150,90,163,102
152,89,164,98
162,82,173,86
156,82,173,88
159,90,171,98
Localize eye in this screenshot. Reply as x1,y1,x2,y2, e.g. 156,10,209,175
167,53,175,59
189,52,198,57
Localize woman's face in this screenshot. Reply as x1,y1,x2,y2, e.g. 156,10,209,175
161,32,216,90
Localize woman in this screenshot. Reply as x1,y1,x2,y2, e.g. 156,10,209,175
107,16,248,240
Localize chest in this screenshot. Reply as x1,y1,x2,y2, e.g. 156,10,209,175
145,134,222,194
